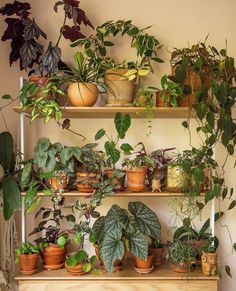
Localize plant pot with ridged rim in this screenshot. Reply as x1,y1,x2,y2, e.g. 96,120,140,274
104,69,136,107
19,253,39,275
48,171,69,191
68,82,98,106
126,166,148,192
76,172,99,193
42,243,67,270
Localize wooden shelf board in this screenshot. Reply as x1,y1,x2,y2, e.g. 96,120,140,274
20,190,204,198
13,106,194,119
15,261,217,281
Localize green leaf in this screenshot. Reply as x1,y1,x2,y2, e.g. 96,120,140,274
182,121,188,128
100,229,124,273
127,27,139,36
21,161,33,185
75,250,87,263
66,256,78,266
105,205,129,233
95,129,105,140
227,144,234,155
90,255,97,265
89,232,97,243
57,236,66,247
34,137,50,152
225,265,232,278
92,216,105,243
2,175,20,212
2,94,12,100
73,233,82,245
26,196,41,214
3,195,14,220
104,41,114,46
196,102,208,121
228,200,236,210
205,190,215,204
60,147,74,164
83,263,92,273
233,243,236,252
98,46,106,56
128,229,148,259
114,113,131,139
206,111,215,129
193,167,205,183
66,215,75,222
120,143,133,155
128,201,161,240
0,132,14,173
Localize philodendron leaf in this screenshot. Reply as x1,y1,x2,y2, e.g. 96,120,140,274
0,131,14,173
95,129,105,140
128,201,161,240
2,175,20,215
128,229,148,260
21,161,33,186
120,143,133,155
105,205,129,233
92,216,105,243
114,113,131,139
34,137,50,153
193,167,206,183
100,229,124,273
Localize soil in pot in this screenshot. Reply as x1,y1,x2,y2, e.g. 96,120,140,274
170,262,190,273
68,82,98,106
126,166,148,192
19,253,39,275
106,168,126,191
104,69,136,107
156,91,171,107
65,262,86,276
42,243,67,270
77,172,99,193
150,247,164,266
201,252,217,276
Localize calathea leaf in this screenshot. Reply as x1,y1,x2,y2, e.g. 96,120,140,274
114,113,131,139
19,39,43,69
23,18,47,40
100,229,124,273
105,205,129,233
128,201,161,240
127,229,148,260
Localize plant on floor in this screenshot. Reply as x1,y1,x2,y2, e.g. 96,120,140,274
0,131,21,220
91,201,161,273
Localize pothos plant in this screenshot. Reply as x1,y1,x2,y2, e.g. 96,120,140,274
92,201,161,273
95,112,133,168
0,0,94,75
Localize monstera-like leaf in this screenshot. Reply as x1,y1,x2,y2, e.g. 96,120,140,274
114,112,131,139
128,201,161,241
104,204,129,233
100,229,125,273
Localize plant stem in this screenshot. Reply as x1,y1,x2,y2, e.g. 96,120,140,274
56,13,67,47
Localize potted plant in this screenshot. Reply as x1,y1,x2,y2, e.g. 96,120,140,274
95,112,132,191
15,241,40,275
149,239,165,266
72,19,163,106
123,142,154,192
167,240,197,273
134,250,154,274
201,237,218,276
29,194,74,270
91,201,161,273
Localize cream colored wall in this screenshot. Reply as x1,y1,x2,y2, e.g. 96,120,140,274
0,0,236,290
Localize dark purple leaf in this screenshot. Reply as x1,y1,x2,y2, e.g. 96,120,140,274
64,0,80,8
40,43,61,75
54,1,64,12
19,39,44,69
63,25,85,41
23,18,47,40
9,37,24,66
1,18,24,41
76,7,93,29
0,1,31,18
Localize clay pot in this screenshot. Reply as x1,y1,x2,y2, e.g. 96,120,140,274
167,165,188,192
29,76,48,87
65,262,86,276
42,243,67,270
48,174,69,191
19,253,39,275
170,262,190,273
126,166,148,192
134,254,154,272
201,252,217,276
106,168,126,191
104,69,136,106
150,247,164,266
189,239,208,266
68,82,98,106
191,167,212,192
77,172,99,193
156,91,171,107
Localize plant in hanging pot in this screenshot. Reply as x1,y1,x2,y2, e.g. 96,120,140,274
15,241,40,275
167,240,197,273
95,112,132,191
122,142,154,192
71,19,163,106
91,201,161,274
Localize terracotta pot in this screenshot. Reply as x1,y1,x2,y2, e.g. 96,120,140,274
68,82,98,106
48,174,69,190
65,262,86,276
42,243,67,270
150,247,164,266
106,168,126,191
77,172,99,193
191,167,212,192
201,252,217,276
19,253,39,275
156,91,171,107
104,69,136,106
29,76,48,87
189,239,208,266
170,262,189,273
167,165,188,192
134,254,154,269
126,166,148,192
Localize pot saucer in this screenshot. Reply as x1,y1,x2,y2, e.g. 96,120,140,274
20,268,37,275
100,262,123,273
67,270,87,276
134,265,154,274
43,263,64,271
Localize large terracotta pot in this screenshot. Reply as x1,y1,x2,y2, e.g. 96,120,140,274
126,166,148,192
106,168,126,191
19,253,39,275
76,172,99,193
167,165,188,192
170,262,190,273
134,254,154,269
156,91,171,107
149,247,164,266
104,69,136,106
68,82,98,106
201,252,217,276
42,243,67,270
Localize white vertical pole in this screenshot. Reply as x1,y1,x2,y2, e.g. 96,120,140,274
210,147,216,239
19,77,26,243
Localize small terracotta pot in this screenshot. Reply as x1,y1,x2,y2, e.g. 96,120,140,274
68,82,98,106
126,166,148,192
48,175,69,190
191,167,212,192
65,262,86,276
19,253,39,275
201,252,217,276
29,76,48,87
134,254,154,269
170,262,189,273
76,172,99,193
156,91,171,107
106,168,126,191
42,243,67,270
150,247,164,266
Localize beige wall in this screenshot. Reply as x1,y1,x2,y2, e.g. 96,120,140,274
0,0,236,290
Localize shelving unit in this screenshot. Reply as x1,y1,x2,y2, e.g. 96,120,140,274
14,97,217,291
